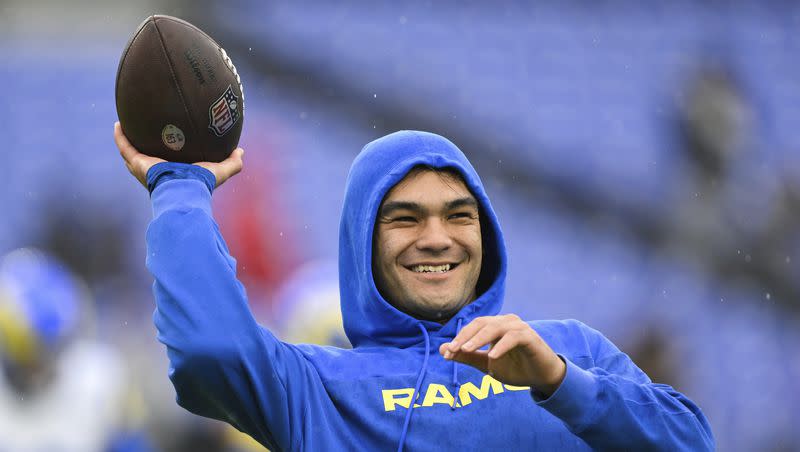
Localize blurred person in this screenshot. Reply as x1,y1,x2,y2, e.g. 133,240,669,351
670,64,756,258
116,123,714,451
671,64,799,309
273,259,347,348
0,248,151,452
678,66,751,182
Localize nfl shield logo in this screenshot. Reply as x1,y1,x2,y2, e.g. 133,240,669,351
208,85,240,137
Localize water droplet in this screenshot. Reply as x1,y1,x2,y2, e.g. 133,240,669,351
765,293,771,300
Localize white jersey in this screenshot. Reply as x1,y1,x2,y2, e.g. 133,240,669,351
0,340,126,452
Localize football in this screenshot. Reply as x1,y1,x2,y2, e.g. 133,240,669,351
115,15,244,163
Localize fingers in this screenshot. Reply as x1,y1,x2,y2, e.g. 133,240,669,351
114,122,166,187
445,314,525,354
445,349,489,374
487,329,531,359
445,316,490,353
114,122,139,164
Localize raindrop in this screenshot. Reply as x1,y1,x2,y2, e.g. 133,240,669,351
765,293,771,300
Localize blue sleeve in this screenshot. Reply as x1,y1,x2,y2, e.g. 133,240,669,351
144,165,321,451
534,322,715,451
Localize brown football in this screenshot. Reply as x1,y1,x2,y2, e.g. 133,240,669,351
115,15,244,163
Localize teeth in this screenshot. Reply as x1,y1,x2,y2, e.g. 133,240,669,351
412,264,451,273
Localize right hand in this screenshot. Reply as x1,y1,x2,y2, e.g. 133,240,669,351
114,122,244,188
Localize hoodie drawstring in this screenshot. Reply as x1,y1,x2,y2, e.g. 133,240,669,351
450,317,463,411
397,323,430,452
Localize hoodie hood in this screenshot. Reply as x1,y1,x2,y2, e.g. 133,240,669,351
339,131,507,348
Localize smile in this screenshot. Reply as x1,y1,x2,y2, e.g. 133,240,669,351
408,263,458,273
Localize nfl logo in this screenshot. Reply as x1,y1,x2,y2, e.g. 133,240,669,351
208,85,240,137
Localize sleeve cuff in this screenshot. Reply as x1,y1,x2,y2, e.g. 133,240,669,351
533,355,599,430
147,162,216,195
151,176,214,220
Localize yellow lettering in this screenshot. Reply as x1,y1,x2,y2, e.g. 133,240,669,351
421,384,455,407
382,388,415,412
383,377,529,412
458,375,504,407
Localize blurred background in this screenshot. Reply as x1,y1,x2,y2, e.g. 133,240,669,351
1,0,798,450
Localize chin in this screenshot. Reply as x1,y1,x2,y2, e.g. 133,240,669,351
413,299,463,321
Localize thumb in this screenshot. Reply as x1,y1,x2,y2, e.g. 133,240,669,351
196,147,244,187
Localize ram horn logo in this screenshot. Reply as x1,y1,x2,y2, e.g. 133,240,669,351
208,85,240,137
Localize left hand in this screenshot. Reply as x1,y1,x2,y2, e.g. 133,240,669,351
440,314,566,397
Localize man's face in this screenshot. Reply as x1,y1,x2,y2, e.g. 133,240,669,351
373,169,482,321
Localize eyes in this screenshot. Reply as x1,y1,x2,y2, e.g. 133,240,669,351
390,211,476,224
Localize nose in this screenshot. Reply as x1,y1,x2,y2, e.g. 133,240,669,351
415,218,453,253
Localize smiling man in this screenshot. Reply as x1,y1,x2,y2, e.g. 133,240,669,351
116,124,714,451
373,168,483,321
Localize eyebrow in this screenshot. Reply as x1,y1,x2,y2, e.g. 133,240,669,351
379,201,423,217
445,197,478,211
379,197,478,217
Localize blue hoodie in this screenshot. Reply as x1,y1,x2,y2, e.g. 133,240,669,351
145,131,714,451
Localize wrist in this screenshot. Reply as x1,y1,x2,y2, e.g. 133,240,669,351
147,162,216,194
534,354,567,398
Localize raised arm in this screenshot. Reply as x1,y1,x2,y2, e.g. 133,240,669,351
116,123,317,451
